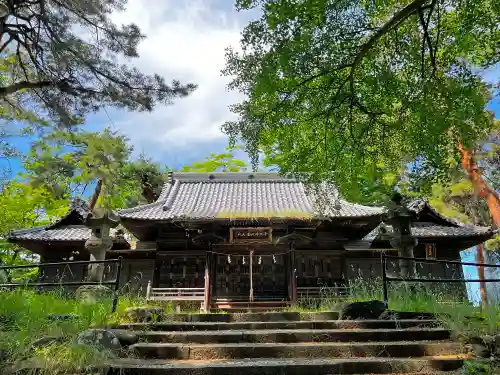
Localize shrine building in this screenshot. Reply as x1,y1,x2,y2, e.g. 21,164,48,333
8,172,495,309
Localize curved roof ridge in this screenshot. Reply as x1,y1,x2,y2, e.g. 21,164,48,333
169,172,290,181
407,198,461,227
118,200,163,214
45,198,92,230
363,221,494,241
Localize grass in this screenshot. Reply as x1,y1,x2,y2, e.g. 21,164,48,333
0,288,151,375
0,284,212,375
2,276,499,375
290,275,500,337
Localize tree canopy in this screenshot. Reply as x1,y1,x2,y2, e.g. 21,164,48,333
22,131,250,210
0,0,196,126
0,181,67,267
180,147,248,172
22,128,168,210
223,0,499,202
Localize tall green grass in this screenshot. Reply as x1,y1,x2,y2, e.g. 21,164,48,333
0,288,149,374
292,275,500,337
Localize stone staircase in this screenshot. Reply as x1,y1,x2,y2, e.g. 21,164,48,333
108,311,469,375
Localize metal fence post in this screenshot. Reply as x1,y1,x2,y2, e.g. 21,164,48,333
111,257,123,313
381,252,389,307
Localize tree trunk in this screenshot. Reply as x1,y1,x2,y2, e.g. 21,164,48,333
458,144,499,307
88,178,103,211
476,243,488,306
458,144,500,228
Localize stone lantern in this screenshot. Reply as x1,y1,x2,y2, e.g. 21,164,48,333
84,208,120,282
384,192,418,278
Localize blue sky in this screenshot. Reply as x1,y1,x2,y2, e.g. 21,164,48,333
3,0,499,175
1,0,253,176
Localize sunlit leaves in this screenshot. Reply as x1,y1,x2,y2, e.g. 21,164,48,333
223,0,498,201
180,147,248,172
0,181,68,266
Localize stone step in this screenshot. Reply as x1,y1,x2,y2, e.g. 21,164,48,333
106,357,467,375
126,310,341,323
136,328,451,344
117,319,439,331
212,301,290,313
125,308,438,323
129,341,464,360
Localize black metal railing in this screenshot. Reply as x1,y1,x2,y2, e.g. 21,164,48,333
0,257,123,312
380,253,500,307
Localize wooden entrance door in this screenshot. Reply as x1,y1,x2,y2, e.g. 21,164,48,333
214,252,250,301
213,250,287,301
252,252,287,301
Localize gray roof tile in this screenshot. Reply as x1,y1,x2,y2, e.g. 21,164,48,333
9,226,92,241
407,198,460,226
46,198,91,229
118,172,386,221
363,222,493,241
8,225,125,242
8,198,126,243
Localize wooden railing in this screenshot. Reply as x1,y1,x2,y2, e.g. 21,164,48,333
297,286,349,300
145,281,205,301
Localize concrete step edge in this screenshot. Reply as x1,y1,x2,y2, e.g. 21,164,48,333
105,356,471,374
128,341,465,359
136,327,450,334
116,319,440,328
130,340,461,348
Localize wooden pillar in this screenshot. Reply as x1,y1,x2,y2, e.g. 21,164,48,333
209,247,217,303
152,254,161,288
204,242,212,312
249,247,254,302
341,250,348,283
290,241,297,304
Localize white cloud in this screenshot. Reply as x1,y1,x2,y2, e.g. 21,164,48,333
106,0,246,153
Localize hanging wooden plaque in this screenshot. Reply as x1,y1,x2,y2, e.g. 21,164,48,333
230,227,272,243
425,243,436,259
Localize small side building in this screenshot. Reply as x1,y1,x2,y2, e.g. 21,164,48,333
6,199,143,291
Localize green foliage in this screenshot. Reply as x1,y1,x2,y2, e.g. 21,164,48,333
0,181,67,266
24,128,132,208
223,0,499,201
110,154,170,208
0,181,67,232
22,129,168,210
180,146,248,172
413,124,500,250
0,0,196,127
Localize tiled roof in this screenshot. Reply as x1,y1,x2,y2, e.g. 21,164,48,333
363,222,493,241
8,198,126,243
407,198,460,226
118,172,386,221
46,198,91,229
8,225,125,242
9,226,91,241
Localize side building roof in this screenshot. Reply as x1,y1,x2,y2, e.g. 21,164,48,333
118,172,386,222
8,199,129,246
362,198,494,241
